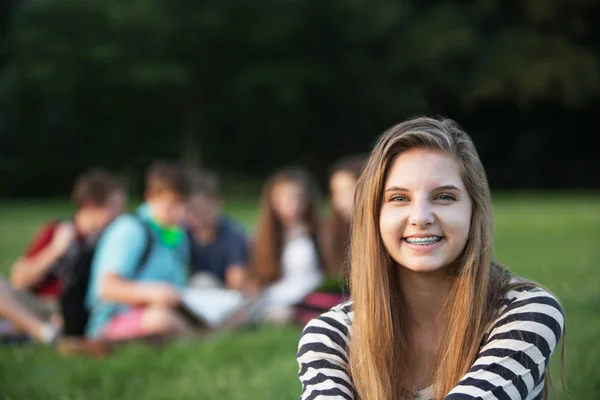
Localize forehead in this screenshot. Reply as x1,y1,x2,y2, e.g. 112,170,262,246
385,148,464,190
331,171,357,188
96,189,125,206
273,181,304,196
189,193,218,205
157,190,187,204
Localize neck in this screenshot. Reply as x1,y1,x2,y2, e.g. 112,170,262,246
192,224,217,244
73,211,96,236
147,203,170,228
398,267,453,326
284,223,308,241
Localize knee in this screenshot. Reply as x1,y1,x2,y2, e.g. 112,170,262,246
141,306,184,335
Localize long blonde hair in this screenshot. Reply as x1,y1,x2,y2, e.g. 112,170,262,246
348,116,512,399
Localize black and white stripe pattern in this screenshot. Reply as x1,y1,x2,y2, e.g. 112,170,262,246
297,285,564,400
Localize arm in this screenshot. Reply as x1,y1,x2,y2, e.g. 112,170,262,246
224,231,250,291
444,288,565,399
297,308,355,400
10,247,63,290
10,223,74,290
100,273,153,305
92,217,179,308
225,265,247,291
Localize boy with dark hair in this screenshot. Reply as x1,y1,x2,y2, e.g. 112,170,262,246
186,170,249,290
11,169,125,298
85,161,193,340
4,168,125,342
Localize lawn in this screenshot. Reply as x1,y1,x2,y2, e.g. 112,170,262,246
0,194,598,399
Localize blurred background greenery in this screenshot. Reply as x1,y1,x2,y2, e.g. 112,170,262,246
1,0,599,197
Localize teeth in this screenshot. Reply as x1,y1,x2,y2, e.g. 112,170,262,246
405,236,442,245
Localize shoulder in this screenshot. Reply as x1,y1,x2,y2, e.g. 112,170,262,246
220,218,247,240
499,280,564,322
486,280,565,352
110,214,145,233
100,215,146,242
297,300,354,361
23,220,61,256
38,220,61,237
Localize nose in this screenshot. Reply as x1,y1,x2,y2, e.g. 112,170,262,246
408,199,434,228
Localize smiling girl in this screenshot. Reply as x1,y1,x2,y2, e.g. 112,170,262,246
297,117,565,400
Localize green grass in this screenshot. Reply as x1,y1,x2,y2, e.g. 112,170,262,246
0,194,599,399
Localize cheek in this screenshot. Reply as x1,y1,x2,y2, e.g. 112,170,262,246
175,205,186,218
282,199,301,217
379,207,405,242
441,205,472,243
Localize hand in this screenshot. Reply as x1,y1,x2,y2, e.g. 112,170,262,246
241,278,262,298
50,223,76,255
143,283,181,307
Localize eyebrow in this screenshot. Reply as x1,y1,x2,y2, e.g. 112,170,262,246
384,185,461,192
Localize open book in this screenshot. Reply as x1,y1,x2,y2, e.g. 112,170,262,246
179,287,248,328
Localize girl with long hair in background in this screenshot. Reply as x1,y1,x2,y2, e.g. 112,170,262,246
251,166,324,323
320,155,366,277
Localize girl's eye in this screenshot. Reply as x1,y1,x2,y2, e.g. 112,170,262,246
389,195,408,202
436,194,457,201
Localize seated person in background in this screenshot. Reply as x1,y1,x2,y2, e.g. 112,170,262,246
8,169,125,334
320,154,366,277
250,166,324,323
294,156,367,326
85,161,192,340
186,170,249,291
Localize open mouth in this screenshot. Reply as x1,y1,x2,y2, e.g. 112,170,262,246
403,236,443,246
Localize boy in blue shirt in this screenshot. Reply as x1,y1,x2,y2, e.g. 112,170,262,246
86,162,192,340
186,170,249,291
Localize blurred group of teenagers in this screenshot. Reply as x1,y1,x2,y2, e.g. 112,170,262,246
0,155,365,353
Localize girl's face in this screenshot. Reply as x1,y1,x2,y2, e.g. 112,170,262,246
330,171,358,222
379,148,472,274
271,181,308,228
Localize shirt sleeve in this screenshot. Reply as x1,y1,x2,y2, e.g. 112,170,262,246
262,238,323,307
91,216,147,279
444,287,565,399
297,308,355,400
225,229,249,268
23,222,58,257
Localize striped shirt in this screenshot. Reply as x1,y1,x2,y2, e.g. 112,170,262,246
297,285,564,400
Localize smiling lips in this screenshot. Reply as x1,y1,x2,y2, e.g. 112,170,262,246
403,236,443,245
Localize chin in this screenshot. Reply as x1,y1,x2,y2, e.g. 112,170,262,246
405,265,445,273
396,258,447,274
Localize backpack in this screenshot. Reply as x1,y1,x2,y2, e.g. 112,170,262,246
59,216,155,337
